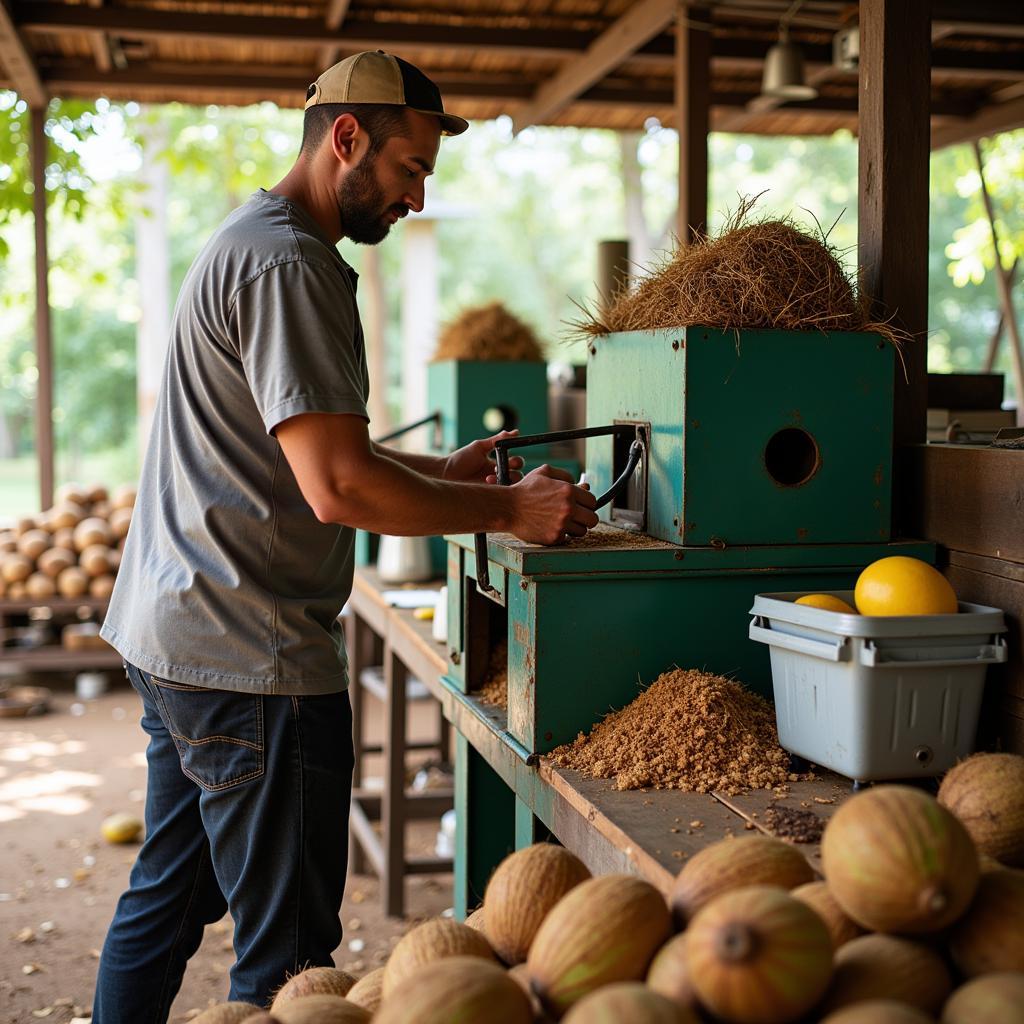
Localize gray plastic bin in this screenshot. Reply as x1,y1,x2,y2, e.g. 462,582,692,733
749,592,1007,783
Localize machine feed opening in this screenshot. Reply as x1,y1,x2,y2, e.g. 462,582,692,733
482,404,519,434
764,427,820,487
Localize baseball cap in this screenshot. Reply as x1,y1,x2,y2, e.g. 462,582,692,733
305,50,469,137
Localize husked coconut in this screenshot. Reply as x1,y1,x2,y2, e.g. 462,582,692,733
17,529,50,561
818,934,952,1015
375,956,532,1024
946,869,1024,976
526,874,671,1017
74,517,113,552
670,834,814,925
791,881,864,949
38,547,75,579
685,885,833,1024
484,842,591,964
57,565,90,598
938,752,1024,867
646,932,698,1011
562,982,698,1023
463,906,487,934
271,995,369,1024
942,972,1024,1024
2,554,33,584
270,967,356,1011
382,918,494,996
344,967,384,1013
821,786,978,933
819,1002,935,1024
25,573,56,600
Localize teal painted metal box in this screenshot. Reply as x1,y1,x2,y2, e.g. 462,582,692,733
585,328,894,546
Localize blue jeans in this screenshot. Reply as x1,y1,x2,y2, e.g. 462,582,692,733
93,664,354,1023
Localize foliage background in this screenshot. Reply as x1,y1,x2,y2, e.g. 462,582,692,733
1,90,1020,516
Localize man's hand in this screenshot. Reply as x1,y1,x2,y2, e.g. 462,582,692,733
507,465,599,545
443,429,525,485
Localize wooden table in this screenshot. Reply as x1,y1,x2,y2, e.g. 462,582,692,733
346,569,453,917
0,598,122,675
348,567,852,916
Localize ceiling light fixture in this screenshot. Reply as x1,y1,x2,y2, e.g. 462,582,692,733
761,0,818,101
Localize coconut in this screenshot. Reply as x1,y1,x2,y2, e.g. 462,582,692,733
819,934,952,1015
819,1002,936,1024
2,553,33,584
37,547,75,579
270,967,357,1011
0,532,16,553
14,517,36,537
190,1004,263,1024
821,785,979,933
526,874,672,1017
80,544,112,577
25,573,56,600
507,962,546,1019
947,868,1024,976
938,752,1024,867
685,885,833,1024
344,967,384,1013
669,834,814,925
110,484,137,511
92,499,112,519
86,483,109,505
17,529,50,561
942,972,1024,1024
48,502,85,531
463,906,488,934
484,843,591,964
7,581,26,599
271,995,369,1024
109,505,133,540
55,482,88,507
57,565,90,598
375,956,532,1024
74,517,113,552
90,574,117,600
53,526,75,550
382,918,494,996
562,982,698,1024
645,933,698,1011
791,881,864,950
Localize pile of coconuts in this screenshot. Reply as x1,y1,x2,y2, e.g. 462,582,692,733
0,482,135,602
192,751,1024,1024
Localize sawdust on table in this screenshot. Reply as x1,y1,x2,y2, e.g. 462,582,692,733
476,640,508,710
549,666,797,794
499,522,671,551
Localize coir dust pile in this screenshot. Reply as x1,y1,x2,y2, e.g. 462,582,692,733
549,667,796,794
433,301,545,362
477,640,509,709
571,196,908,353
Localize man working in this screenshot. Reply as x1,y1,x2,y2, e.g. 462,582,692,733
95,50,598,1022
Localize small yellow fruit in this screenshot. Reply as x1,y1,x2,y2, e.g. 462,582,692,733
795,594,858,614
101,812,143,844
413,607,434,621
854,557,957,616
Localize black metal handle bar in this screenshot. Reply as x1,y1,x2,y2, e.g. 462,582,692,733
374,410,442,446
473,424,646,595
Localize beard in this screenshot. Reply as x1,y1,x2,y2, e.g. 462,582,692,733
336,154,406,245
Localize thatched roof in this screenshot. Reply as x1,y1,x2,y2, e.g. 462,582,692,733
1,0,1023,140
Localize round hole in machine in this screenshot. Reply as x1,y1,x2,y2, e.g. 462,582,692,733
482,404,519,433
764,427,820,487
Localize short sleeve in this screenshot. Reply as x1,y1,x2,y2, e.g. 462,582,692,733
231,259,369,435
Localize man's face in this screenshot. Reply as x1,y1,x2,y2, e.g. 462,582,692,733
337,110,441,245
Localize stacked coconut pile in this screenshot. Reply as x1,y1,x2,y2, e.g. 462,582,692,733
192,751,1024,1024
433,301,546,362
574,196,907,350
0,482,135,602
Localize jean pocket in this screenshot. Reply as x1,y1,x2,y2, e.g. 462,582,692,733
148,676,264,791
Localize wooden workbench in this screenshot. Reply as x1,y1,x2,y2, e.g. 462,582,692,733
347,567,850,910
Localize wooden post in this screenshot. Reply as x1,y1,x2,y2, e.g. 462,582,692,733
400,218,438,423
857,0,931,529
675,5,710,244
975,142,1024,425
361,245,392,434
597,239,630,315
31,106,54,511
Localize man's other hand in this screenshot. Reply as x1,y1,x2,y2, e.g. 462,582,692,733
443,429,525,484
508,465,599,545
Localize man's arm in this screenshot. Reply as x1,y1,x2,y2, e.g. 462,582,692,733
276,413,597,546
370,442,446,478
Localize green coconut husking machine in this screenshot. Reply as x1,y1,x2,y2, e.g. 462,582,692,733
439,326,934,915
355,358,578,575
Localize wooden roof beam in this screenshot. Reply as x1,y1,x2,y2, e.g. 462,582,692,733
511,0,677,133
318,0,350,76
931,92,1024,148
0,0,45,105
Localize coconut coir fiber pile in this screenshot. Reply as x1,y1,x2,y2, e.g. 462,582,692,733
550,667,795,794
477,640,509,710
573,197,906,351
433,301,545,362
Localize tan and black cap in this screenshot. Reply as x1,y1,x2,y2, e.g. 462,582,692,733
305,50,469,137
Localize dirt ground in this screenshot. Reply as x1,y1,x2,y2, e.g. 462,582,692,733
0,675,453,1023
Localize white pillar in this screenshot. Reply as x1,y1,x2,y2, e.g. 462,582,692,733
134,116,171,454
399,218,439,423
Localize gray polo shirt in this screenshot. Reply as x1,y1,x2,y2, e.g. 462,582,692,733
101,190,370,694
